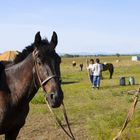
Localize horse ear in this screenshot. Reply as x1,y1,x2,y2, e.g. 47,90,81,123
50,31,58,49
34,31,41,48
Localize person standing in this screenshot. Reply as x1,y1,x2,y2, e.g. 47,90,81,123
87,59,94,87
92,58,103,89
79,63,83,71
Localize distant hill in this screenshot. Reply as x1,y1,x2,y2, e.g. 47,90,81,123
58,52,140,57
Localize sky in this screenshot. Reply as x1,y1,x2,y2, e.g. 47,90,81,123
0,0,140,54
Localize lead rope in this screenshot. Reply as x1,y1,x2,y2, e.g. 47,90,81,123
113,88,140,140
61,101,75,139
45,98,75,140
33,51,75,140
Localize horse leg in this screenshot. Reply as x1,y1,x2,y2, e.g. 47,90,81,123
110,72,112,79
109,69,113,79
5,128,20,140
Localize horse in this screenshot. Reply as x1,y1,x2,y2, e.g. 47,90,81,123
102,63,114,79
72,61,76,67
0,31,63,140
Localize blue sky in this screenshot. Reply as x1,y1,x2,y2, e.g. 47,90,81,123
0,0,140,54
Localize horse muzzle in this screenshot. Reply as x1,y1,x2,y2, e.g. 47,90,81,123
47,92,63,108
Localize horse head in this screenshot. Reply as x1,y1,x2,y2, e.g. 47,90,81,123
33,31,63,108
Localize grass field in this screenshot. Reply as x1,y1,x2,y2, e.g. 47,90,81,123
1,55,140,140
58,56,140,140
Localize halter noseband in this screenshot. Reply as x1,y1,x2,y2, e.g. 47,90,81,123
32,49,57,88
41,75,56,86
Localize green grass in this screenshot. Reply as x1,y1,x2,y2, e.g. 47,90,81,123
31,89,46,104
30,56,140,140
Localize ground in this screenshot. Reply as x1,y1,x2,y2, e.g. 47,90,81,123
0,104,88,140
0,56,140,140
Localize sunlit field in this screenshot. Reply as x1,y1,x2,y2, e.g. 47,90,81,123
1,55,140,140
58,56,140,140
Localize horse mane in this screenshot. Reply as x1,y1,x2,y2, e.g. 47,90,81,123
14,39,49,64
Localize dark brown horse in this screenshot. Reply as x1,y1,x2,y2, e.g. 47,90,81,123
0,31,63,140
102,63,114,79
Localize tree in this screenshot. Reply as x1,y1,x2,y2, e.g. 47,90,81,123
116,53,120,57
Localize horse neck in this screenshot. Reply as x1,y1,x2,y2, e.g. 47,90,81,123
6,54,39,105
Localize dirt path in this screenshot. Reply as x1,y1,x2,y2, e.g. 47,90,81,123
0,106,88,140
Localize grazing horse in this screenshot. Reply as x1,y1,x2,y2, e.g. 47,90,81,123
72,61,76,67
102,63,114,79
0,31,63,140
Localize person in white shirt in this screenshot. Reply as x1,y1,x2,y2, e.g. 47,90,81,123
92,58,103,89
87,59,94,86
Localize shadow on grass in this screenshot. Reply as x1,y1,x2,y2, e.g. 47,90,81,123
101,84,139,89
62,81,79,85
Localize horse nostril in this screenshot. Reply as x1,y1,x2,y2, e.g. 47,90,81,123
47,92,63,108
50,93,54,99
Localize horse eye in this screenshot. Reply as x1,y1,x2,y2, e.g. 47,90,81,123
38,54,41,58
